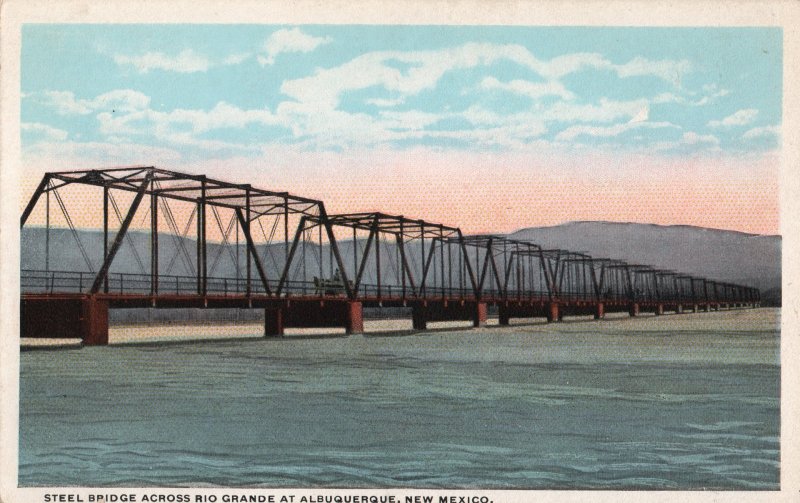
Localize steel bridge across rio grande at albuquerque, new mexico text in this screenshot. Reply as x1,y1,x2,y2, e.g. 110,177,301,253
20,167,761,345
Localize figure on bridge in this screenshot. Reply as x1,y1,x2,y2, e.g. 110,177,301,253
314,268,354,296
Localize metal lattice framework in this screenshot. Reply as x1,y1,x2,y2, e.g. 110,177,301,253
20,167,761,306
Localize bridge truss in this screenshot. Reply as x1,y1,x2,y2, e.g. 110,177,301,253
20,167,761,344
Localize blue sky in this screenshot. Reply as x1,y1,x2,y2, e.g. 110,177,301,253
21,25,781,157
18,25,783,234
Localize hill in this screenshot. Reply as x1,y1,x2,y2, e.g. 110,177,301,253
508,221,781,305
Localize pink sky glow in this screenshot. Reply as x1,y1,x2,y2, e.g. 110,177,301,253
19,148,780,236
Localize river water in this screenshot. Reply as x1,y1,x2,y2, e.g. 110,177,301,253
19,309,780,489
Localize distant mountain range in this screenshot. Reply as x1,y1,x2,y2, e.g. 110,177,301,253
20,221,782,305
509,221,781,305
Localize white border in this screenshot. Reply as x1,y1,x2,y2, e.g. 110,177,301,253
2,1,798,502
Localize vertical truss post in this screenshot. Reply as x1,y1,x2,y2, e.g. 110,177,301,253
447,236,453,296
103,185,109,292
420,222,426,295
201,179,207,296
487,240,504,297
375,221,381,299
150,189,158,296
318,206,353,299
399,220,406,299
284,197,289,263
456,231,479,300
197,178,207,296
235,208,272,296
354,219,377,295
45,182,51,272
277,216,306,296
540,251,556,300
90,173,152,294
625,266,634,302
653,271,660,302
245,187,252,296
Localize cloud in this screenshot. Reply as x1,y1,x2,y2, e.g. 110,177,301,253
223,53,251,65
681,131,720,145
628,105,649,123
543,98,650,124
708,108,759,128
114,49,211,73
23,141,186,166
615,56,691,86
652,85,730,107
555,121,676,142
96,100,283,139
37,90,94,115
281,43,691,109
480,76,574,100
21,122,69,141
743,125,780,140
650,131,721,152
366,97,406,107
35,89,151,115
258,28,332,66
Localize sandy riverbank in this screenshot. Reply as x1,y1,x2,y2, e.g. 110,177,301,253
21,308,779,366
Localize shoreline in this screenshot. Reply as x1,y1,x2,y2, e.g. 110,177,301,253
19,308,781,367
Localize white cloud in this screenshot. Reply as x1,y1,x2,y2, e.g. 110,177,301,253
652,86,729,107
543,98,650,124
628,105,649,123
281,43,690,110
91,89,152,112
615,56,691,86
23,140,184,165
651,131,721,152
555,121,676,142
38,90,94,115
708,108,759,128
97,101,283,139
258,28,332,66
743,125,780,140
378,110,443,131
36,89,151,116
21,122,69,141
480,76,574,100
681,131,720,145
114,49,211,73
223,53,251,65
366,97,406,107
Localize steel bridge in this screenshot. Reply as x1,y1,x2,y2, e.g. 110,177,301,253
20,167,760,345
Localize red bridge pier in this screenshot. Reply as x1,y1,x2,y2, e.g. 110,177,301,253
411,301,487,330
21,295,109,345
265,300,364,336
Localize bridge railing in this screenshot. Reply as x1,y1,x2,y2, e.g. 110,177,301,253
21,269,553,303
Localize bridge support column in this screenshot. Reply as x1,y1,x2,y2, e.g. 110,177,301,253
692,304,699,313
676,304,683,314
264,306,284,337
704,304,711,312
594,302,605,320
498,305,510,325
412,305,427,330
22,296,108,344
345,301,364,335
628,303,640,317
473,302,487,327
546,302,560,323
655,304,664,316
81,297,109,346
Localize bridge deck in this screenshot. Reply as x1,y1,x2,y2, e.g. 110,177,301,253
19,167,761,345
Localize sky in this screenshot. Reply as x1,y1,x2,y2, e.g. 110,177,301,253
20,25,782,235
